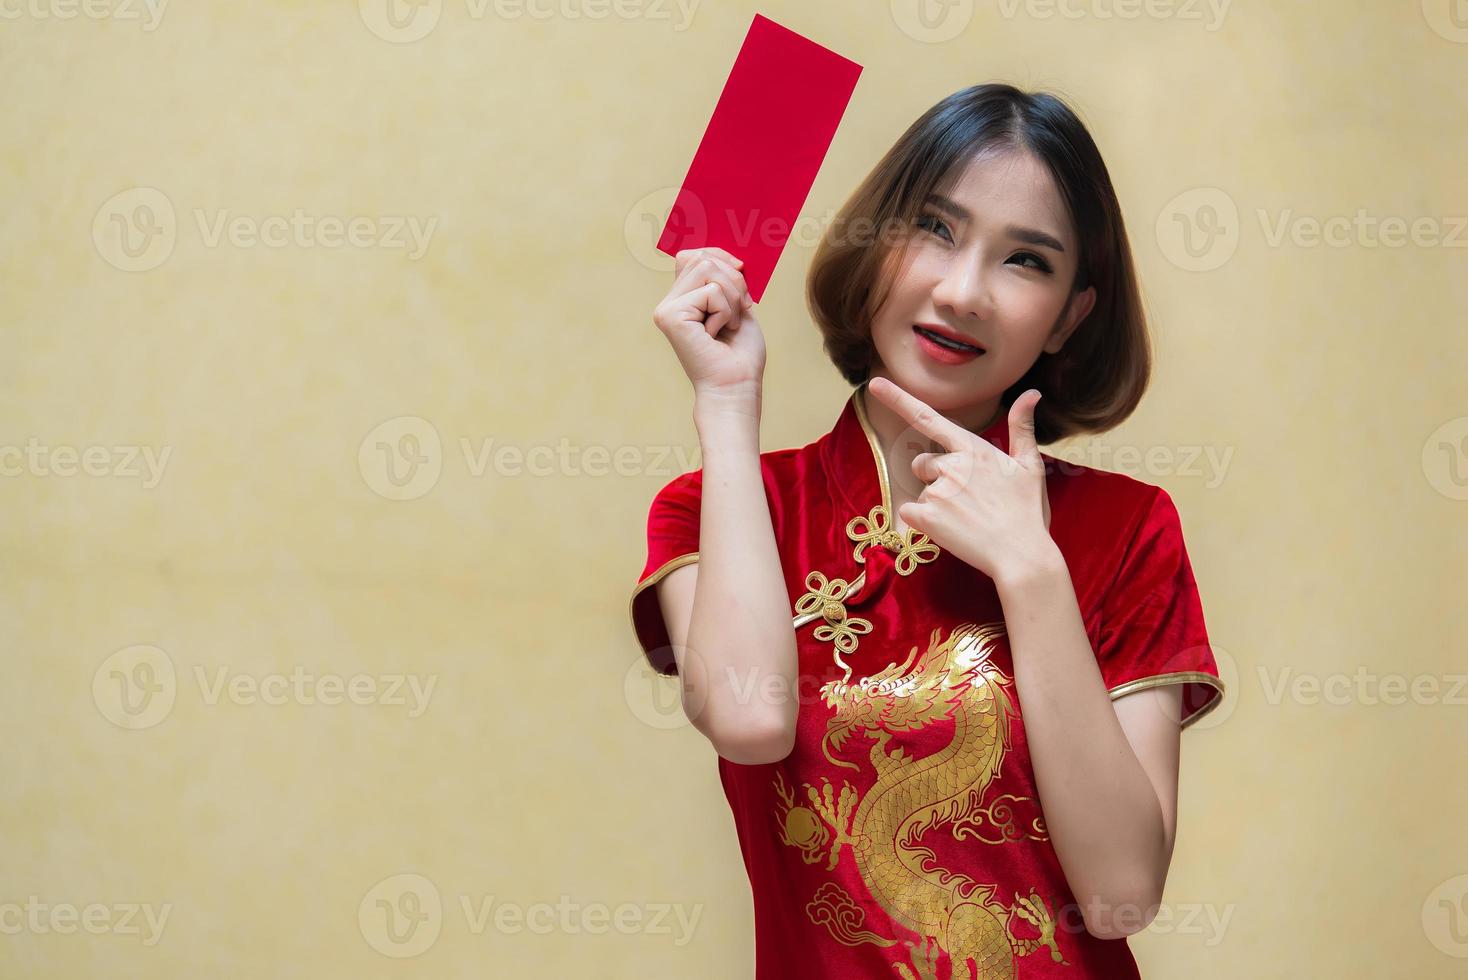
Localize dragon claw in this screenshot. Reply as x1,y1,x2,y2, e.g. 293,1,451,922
892,936,940,980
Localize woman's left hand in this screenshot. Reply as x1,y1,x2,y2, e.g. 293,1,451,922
866,376,1058,584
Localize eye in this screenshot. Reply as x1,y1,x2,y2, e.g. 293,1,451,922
916,211,1055,274
915,213,952,242
1010,251,1054,274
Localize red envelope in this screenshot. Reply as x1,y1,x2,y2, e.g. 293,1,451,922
656,13,863,303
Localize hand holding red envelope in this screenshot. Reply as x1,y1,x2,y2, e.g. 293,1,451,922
657,14,863,304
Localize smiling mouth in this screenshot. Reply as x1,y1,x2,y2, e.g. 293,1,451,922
913,325,985,354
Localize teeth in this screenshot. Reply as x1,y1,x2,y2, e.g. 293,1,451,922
917,327,980,353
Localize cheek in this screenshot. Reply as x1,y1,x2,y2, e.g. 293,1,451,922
871,253,926,325
992,278,1070,333
878,253,939,315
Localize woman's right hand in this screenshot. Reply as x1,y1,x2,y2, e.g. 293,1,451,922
652,247,766,402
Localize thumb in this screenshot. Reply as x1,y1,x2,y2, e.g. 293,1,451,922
1008,389,1043,464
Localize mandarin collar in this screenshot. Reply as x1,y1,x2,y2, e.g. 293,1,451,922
821,379,1012,523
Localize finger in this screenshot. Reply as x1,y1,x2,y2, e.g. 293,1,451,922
675,257,749,313
910,452,941,483
708,257,752,308
867,376,968,452
673,269,740,325
699,246,745,270
1008,389,1043,463
675,247,745,277
694,281,735,337
913,453,971,501
895,499,927,535
699,257,753,309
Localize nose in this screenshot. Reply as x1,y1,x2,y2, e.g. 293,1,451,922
930,256,992,321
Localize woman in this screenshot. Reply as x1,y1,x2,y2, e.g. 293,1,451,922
630,83,1225,979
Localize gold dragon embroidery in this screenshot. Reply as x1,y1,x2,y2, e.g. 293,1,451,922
771,621,1070,979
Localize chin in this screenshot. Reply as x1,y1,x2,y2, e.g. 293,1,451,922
879,357,981,410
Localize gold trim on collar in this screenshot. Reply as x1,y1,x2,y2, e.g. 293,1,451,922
852,381,893,516
849,381,941,576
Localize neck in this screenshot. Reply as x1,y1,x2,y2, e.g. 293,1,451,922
860,378,1003,498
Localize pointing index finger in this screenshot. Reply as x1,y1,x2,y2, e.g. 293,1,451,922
867,376,969,452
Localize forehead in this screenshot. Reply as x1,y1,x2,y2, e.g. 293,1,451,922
935,149,1073,242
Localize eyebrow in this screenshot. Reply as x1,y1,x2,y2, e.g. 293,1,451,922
924,193,1067,253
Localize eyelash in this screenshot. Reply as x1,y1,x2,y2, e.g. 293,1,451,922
915,213,1054,274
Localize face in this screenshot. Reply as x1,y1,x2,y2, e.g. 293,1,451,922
867,147,1096,432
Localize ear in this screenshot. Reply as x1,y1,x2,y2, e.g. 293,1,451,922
1043,285,1097,355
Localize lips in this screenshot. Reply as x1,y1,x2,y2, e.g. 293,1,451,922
913,323,985,354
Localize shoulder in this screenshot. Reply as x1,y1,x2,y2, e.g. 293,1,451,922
1041,448,1168,502
1040,449,1183,548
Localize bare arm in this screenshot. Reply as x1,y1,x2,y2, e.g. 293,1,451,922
654,389,798,765
648,246,798,765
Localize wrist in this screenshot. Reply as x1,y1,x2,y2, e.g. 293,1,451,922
994,539,1068,594
694,384,762,432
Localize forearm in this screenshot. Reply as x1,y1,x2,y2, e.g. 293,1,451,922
996,546,1169,935
685,394,798,753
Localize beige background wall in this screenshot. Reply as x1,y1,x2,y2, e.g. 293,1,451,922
2,1,1464,976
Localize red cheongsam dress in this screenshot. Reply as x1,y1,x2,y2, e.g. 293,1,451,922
628,379,1226,979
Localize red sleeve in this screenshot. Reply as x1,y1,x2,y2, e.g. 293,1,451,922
628,470,704,676
1096,486,1225,729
